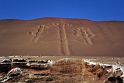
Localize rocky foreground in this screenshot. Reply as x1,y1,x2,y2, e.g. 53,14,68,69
0,56,123,83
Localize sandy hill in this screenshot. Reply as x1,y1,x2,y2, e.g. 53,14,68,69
0,17,124,56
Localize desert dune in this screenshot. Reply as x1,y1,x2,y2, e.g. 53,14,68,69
0,17,124,56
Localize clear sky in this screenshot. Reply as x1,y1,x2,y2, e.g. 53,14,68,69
0,0,124,21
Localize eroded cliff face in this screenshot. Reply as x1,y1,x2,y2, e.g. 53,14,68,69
0,18,124,56
0,56,123,83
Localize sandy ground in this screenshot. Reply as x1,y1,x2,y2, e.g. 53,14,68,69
0,17,124,56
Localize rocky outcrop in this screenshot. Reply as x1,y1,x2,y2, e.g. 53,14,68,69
0,57,123,83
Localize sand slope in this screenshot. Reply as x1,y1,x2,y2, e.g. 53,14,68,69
0,18,124,56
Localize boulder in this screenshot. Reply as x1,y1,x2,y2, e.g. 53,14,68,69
7,67,22,77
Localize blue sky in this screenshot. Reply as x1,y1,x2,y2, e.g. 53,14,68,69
0,0,124,21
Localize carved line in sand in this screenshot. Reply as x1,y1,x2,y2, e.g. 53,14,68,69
50,22,72,55
28,23,95,55
72,27,95,45
28,25,48,43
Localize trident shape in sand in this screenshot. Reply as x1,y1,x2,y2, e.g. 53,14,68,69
29,25,48,43
28,22,94,55
50,21,72,55
72,27,95,45
28,21,72,55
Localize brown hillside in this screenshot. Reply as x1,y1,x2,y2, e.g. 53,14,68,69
0,18,124,56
